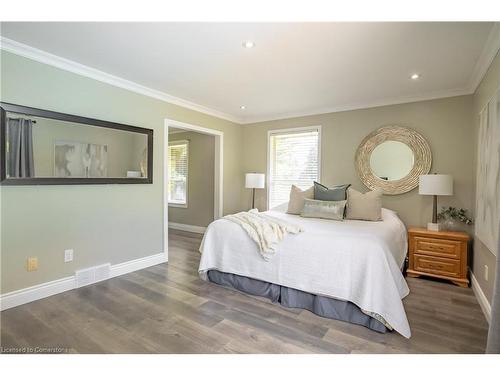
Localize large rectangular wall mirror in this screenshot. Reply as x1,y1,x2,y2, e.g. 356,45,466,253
0,102,153,185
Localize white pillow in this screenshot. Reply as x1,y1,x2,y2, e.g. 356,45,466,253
346,188,383,221
287,185,314,214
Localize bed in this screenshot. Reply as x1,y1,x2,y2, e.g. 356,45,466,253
198,204,411,338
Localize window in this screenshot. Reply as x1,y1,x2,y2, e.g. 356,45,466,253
268,127,320,209
168,140,189,206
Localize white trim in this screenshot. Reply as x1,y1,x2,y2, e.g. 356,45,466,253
168,129,188,134
266,125,322,210
0,276,76,312
109,253,167,279
168,222,207,234
0,252,167,311
163,118,223,260
244,25,500,124
0,37,241,124
214,134,224,220
1,36,494,126
242,89,471,124
165,119,224,137
471,272,492,324
468,23,500,94
164,123,170,255
267,125,323,135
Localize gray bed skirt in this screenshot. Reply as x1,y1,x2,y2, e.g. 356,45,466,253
207,270,389,334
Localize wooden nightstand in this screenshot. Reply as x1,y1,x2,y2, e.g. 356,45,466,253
407,227,470,287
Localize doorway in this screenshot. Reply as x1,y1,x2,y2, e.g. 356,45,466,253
163,119,223,258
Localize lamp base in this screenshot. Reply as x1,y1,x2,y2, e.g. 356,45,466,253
427,222,442,232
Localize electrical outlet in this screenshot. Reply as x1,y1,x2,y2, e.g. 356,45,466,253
64,249,74,263
484,265,489,281
27,257,38,271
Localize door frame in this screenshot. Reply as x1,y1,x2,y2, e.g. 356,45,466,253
163,118,223,256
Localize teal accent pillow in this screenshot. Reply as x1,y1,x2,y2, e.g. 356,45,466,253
313,182,351,201
300,199,347,220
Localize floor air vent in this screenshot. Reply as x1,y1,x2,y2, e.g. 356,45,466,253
75,263,111,288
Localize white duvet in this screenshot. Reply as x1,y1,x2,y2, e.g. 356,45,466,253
198,206,411,338
224,209,303,260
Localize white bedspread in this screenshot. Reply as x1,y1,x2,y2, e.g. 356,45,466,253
198,206,411,338
224,209,303,260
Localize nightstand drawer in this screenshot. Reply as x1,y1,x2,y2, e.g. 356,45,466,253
413,254,461,277
413,236,461,259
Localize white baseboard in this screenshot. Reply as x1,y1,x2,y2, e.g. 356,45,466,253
0,276,76,312
471,272,492,324
0,252,167,311
168,222,206,234
110,253,167,278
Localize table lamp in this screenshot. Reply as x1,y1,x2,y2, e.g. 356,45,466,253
245,173,265,209
419,174,453,231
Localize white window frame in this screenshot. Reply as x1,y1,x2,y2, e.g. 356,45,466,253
266,125,322,210
168,139,189,208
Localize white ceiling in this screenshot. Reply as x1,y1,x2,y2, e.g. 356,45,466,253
0,22,497,123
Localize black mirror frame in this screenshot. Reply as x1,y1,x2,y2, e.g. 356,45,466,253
0,102,153,185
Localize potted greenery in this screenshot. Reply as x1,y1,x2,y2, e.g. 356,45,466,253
437,206,474,231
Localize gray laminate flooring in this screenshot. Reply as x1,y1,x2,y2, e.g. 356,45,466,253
0,230,489,353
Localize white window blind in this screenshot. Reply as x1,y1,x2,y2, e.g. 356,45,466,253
268,129,320,209
168,140,189,206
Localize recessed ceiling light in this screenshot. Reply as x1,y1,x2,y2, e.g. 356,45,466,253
242,41,255,49
240,105,246,110
410,73,420,80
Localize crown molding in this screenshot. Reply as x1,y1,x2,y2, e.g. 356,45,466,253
0,37,243,124
1,33,494,126
467,23,500,93
240,87,472,124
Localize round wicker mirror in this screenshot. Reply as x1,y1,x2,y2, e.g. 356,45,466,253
355,125,432,195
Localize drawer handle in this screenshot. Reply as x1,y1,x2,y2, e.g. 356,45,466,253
426,263,445,270
428,245,445,250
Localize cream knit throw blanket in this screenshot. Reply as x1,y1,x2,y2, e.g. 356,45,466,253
224,209,303,260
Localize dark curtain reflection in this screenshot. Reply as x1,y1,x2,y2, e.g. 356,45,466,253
7,118,35,178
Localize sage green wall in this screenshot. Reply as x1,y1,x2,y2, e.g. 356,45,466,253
242,95,475,230
471,50,500,303
0,51,243,294
0,47,493,304
168,131,215,227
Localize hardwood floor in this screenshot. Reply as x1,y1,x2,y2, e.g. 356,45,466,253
0,229,489,354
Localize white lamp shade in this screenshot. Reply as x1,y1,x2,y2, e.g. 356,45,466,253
419,174,453,196
245,173,265,189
